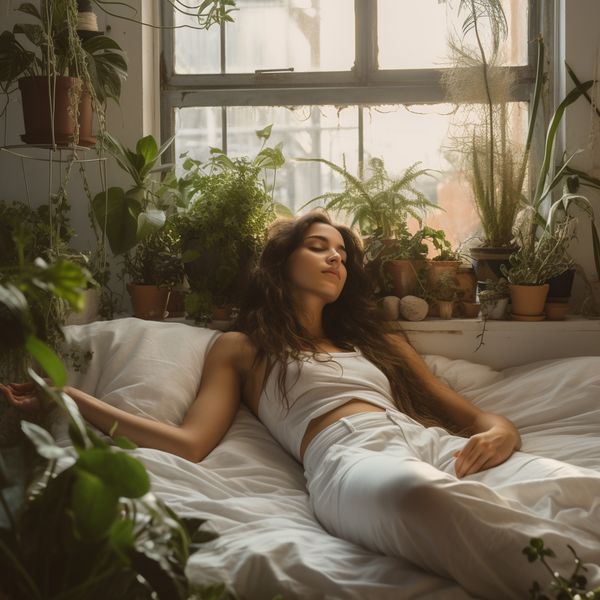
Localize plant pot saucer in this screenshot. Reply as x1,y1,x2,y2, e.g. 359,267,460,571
510,313,546,322
20,133,97,148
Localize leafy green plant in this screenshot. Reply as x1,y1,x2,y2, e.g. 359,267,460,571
0,0,128,110
298,156,440,239
92,133,177,257
501,204,578,286
124,225,184,287
0,200,92,385
524,538,600,600
171,126,285,320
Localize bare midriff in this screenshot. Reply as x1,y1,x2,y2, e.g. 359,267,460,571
299,399,387,463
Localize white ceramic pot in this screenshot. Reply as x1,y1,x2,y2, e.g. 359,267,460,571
480,296,509,320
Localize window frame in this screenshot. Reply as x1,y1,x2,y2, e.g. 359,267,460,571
160,0,541,159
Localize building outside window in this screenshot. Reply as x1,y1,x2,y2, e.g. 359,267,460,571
161,0,537,247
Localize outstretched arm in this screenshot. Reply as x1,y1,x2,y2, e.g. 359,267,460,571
389,334,522,478
1,332,251,463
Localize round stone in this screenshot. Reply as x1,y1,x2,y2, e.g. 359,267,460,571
399,295,429,321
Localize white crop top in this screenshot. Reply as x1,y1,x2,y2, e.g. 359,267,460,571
257,348,397,462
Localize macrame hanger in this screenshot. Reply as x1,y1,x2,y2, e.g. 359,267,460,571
589,43,600,179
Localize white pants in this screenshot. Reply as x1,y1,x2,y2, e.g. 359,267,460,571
303,410,600,600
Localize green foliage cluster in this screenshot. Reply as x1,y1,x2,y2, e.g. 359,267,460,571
0,374,223,600
125,225,184,287
0,200,93,384
299,156,440,240
501,208,578,286
524,538,600,600
172,126,285,320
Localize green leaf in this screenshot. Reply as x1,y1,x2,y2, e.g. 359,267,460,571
20,422,67,460
25,336,66,388
77,449,150,498
136,135,159,164
71,469,120,541
182,249,201,263
16,2,42,20
255,124,273,140
113,436,138,450
92,188,142,255
109,518,135,563
136,209,166,241
273,203,294,218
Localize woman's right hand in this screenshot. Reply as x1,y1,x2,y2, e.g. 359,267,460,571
0,380,55,413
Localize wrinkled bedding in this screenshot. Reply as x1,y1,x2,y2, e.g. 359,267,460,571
54,318,600,600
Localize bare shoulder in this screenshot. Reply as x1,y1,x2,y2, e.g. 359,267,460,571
207,331,259,373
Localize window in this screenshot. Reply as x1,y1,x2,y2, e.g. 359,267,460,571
161,0,538,244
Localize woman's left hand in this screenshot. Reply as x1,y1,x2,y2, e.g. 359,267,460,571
453,425,518,478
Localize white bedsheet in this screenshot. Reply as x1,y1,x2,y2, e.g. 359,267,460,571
56,319,600,600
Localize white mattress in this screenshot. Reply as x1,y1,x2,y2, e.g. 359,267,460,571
55,318,600,600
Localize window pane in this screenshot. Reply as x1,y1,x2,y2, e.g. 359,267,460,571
226,106,359,213
363,104,478,247
174,11,221,74
378,0,528,70
225,0,355,73
175,107,223,164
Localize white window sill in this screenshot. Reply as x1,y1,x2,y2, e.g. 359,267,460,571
391,314,600,333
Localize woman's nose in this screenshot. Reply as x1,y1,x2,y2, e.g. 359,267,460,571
328,251,341,264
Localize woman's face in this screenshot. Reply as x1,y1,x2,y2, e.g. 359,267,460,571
286,222,348,305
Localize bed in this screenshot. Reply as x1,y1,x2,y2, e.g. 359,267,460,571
53,317,600,600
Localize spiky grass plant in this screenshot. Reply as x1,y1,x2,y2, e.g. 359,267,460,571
443,0,542,248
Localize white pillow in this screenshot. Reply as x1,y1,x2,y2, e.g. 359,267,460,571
54,318,221,443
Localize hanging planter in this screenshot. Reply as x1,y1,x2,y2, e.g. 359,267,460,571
18,76,96,146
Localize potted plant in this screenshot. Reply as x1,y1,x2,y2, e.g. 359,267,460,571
171,126,285,322
428,270,463,319
91,133,187,318
501,207,579,319
442,4,544,281
0,0,128,146
478,277,510,320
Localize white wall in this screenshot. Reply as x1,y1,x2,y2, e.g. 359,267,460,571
557,0,600,299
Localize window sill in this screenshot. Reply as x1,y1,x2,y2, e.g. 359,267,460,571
391,314,600,333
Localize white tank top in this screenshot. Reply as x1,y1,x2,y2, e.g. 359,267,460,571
257,348,397,462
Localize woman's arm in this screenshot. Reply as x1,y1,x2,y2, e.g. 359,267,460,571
1,332,252,463
388,334,522,478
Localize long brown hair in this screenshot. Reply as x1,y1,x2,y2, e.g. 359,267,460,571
232,210,460,434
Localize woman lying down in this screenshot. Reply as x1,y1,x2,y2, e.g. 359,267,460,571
3,211,600,600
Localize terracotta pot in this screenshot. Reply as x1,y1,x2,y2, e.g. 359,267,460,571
382,260,429,298
127,284,170,320
438,301,453,319
456,266,478,303
426,260,462,287
459,302,481,318
166,290,186,318
210,305,233,320
509,283,549,317
544,302,569,321
469,246,517,283
18,76,96,147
